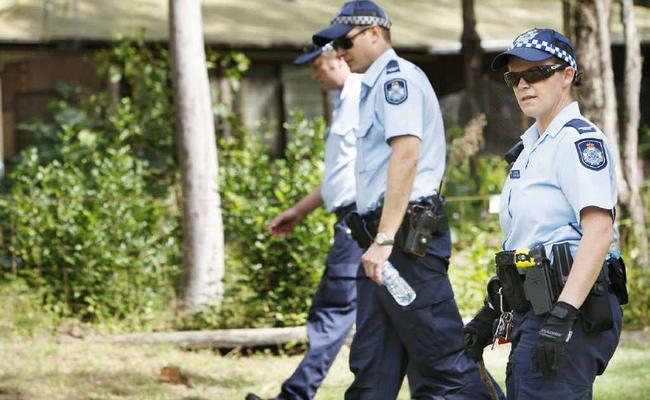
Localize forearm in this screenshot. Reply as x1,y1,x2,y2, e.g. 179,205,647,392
378,136,420,238
557,209,613,308
292,185,324,218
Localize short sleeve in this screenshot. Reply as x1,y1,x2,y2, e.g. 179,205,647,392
556,129,616,222
376,75,424,143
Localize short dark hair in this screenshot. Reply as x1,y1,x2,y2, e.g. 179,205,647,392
380,27,391,43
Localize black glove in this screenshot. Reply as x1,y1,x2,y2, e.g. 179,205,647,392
531,301,578,377
463,303,500,362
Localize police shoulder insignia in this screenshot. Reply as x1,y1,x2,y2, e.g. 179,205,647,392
384,78,408,105
386,60,400,74
564,118,596,134
575,138,607,171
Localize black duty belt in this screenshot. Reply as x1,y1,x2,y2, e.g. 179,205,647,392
494,243,623,333
334,203,356,220
345,193,449,257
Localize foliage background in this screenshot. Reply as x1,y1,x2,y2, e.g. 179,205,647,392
0,37,647,331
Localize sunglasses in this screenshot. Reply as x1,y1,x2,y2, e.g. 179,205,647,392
332,26,373,50
503,64,568,88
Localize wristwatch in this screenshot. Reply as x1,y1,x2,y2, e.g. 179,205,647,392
374,232,395,246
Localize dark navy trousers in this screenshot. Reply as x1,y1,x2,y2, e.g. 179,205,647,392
279,217,363,400
345,234,505,400
506,292,622,399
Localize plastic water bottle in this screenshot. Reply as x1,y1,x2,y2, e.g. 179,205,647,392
381,261,416,306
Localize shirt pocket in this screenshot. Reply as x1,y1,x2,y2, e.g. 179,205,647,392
355,121,378,173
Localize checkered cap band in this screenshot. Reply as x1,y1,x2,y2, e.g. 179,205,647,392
331,15,391,29
510,40,578,71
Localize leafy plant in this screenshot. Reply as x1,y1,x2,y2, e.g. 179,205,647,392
216,111,334,328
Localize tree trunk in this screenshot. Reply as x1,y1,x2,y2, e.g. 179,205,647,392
573,1,604,126
621,0,648,268
170,0,225,311
461,0,483,118
594,0,630,202
563,0,575,43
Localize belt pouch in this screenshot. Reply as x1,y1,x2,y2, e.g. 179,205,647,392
581,264,614,333
607,256,628,305
495,257,530,313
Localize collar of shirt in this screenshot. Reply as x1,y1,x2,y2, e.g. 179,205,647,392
341,73,363,101
361,48,397,91
520,101,582,150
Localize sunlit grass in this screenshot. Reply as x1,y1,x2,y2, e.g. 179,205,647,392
0,334,647,400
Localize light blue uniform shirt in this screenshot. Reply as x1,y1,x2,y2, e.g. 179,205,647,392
321,73,362,212
355,48,446,214
499,102,618,257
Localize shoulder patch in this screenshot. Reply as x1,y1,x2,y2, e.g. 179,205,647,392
564,118,597,135
575,138,607,171
384,79,408,105
386,60,400,74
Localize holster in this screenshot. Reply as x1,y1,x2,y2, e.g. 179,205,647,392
346,194,448,258
395,195,448,257
345,211,376,249
495,246,559,315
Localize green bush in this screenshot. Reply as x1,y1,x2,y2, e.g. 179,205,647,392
217,111,335,328
444,152,508,315
0,99,181,322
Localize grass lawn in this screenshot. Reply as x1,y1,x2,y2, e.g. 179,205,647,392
0,333,648,400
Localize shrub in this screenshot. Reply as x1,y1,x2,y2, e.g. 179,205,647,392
0,99,181,322
217,111,334,328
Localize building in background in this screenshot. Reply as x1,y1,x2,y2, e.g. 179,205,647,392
1,0,649,163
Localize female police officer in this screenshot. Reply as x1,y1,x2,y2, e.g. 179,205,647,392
467,28,623,399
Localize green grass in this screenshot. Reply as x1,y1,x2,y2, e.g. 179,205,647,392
0,334,648,400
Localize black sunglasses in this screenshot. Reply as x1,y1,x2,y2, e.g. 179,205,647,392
332,26,373,50
503,64,568,88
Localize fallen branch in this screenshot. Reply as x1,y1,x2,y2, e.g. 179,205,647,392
111,326,307,348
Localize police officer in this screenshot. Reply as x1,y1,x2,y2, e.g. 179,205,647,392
246,43,363,400
465,28,623,398
313,2,503,399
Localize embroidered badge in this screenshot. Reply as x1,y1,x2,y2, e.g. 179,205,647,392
510,170,520,179
384,79,408,105
513,28,539,46
575,138,607,171
386,60,400,74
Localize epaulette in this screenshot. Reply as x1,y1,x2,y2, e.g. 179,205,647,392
386,59,400,74
563,118,597,134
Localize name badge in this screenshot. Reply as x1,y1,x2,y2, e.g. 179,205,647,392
510,170,520,179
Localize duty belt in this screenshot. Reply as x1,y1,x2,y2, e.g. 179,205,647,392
345,193,448,257
333,203,356,220
494,243,620,333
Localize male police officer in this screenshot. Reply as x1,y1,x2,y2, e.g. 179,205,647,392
313,2,504,399
245,43,363,400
